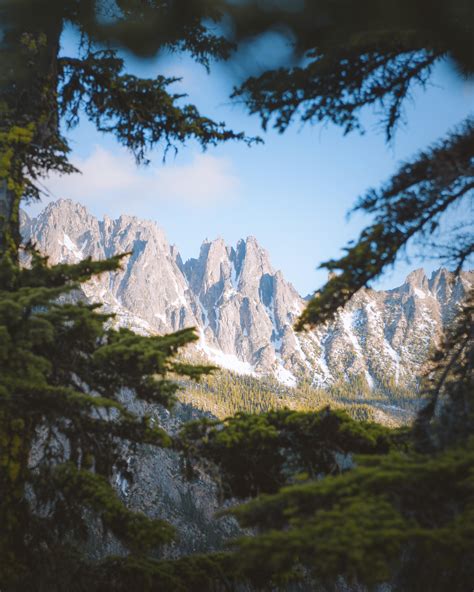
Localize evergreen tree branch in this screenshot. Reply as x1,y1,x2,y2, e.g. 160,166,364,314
178,407,405,499
226,442,474,591
296,117,474,329
233,48,439,141
59,51,257,165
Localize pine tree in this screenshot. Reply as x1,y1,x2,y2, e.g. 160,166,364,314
0,248,225,590
0,2,249,589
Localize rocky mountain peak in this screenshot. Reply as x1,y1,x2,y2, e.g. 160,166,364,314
180,233,302,375
429,267,454,298
405,268,428,289
234,236,274,295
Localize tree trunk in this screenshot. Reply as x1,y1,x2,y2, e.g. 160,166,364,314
0,180,13,255
0,3,63,263
0,6,64,583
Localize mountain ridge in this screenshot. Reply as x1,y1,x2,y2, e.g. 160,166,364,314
22,199,473,389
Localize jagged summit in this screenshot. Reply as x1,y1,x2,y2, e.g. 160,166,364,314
22,199,473,388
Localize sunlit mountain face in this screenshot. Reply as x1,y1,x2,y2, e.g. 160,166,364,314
23,199,473,390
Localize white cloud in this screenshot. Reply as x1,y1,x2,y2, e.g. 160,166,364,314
41,145,239,213
158,152,239,203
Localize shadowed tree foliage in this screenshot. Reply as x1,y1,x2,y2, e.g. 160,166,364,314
0,248,234,590
227,440,474,592
179,407,407,498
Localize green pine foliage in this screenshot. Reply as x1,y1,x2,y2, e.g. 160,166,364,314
0,249,216,590
227,440,474,592
0,4,256,588
179,369,419,424
179,407,408,499
91,552,241,592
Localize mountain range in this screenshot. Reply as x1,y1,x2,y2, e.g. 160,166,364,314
21,199,473,390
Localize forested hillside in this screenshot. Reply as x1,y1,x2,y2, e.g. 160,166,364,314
180,369,418,426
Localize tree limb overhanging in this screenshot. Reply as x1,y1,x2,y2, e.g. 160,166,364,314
296,118,474,329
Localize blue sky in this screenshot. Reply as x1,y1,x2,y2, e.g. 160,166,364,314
28,25,474,296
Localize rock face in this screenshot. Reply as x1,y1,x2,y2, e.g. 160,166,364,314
183,236,302,379
24,200,198,334
295,266,473,389
23,199,473,388
98,397,241,560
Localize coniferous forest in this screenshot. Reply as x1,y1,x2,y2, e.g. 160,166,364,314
1,2,473,591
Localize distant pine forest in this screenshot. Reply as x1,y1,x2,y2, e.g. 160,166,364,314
179,369,420,426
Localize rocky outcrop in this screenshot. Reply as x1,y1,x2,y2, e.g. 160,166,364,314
22,199,473,389
183,236,302,378
24,199,198,334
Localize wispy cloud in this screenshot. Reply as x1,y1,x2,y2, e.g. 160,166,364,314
41,145,240,213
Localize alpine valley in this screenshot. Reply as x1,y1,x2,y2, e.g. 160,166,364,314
19,198,473,559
